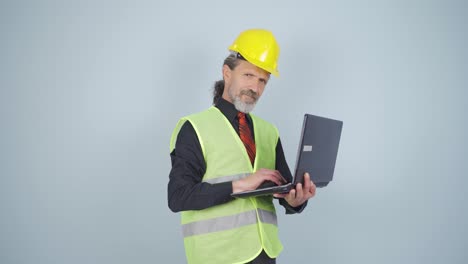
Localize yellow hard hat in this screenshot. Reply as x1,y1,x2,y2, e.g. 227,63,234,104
228,29,280,77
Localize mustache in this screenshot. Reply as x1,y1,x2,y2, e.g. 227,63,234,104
240,90,259,100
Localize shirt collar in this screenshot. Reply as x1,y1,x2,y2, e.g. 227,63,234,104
215,97,239,123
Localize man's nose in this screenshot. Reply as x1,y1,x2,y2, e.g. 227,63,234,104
249,80,261,93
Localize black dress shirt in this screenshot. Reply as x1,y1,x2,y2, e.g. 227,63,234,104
168,98,306,213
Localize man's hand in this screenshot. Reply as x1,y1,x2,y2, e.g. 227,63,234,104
273,172,316,207
232,168,286,193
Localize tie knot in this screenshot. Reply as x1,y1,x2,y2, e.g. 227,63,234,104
237,112,246,120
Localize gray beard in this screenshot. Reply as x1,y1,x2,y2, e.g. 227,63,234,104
232,96,256,113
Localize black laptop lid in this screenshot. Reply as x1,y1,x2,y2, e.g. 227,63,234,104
293,114,343,187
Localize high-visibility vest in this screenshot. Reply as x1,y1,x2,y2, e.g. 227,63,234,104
170,106,283,264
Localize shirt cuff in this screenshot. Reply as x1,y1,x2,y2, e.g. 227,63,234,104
212,181,235,204
278,198,307,214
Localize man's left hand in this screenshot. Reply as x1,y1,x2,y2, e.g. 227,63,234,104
273,172,316,207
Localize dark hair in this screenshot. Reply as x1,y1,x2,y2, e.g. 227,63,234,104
212,54,241,104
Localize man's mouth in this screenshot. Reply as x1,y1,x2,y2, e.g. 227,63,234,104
240,90,258,101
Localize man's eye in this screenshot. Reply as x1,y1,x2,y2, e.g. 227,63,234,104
244,73,253,77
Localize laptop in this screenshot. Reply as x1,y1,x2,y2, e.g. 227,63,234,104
231,114,343,198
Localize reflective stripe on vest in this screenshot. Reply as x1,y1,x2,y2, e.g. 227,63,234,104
182,209,277,237
203,173,250,184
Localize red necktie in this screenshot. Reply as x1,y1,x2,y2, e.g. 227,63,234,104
237,112,256,165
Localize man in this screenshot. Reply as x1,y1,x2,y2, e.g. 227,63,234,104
168,29,316,264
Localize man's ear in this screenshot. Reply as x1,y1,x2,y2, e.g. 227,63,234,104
222,64,231,83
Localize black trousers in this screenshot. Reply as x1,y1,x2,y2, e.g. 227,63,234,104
245,250,276,264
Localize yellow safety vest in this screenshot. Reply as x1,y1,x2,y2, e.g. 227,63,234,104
170,106,283,264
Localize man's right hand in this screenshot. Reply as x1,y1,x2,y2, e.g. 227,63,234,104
232,168,286,193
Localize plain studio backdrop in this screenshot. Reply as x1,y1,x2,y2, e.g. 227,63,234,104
1,1,467,263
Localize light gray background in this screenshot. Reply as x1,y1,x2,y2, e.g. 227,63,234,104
1,0,467,263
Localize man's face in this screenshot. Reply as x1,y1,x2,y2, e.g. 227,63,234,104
222,60,271,113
